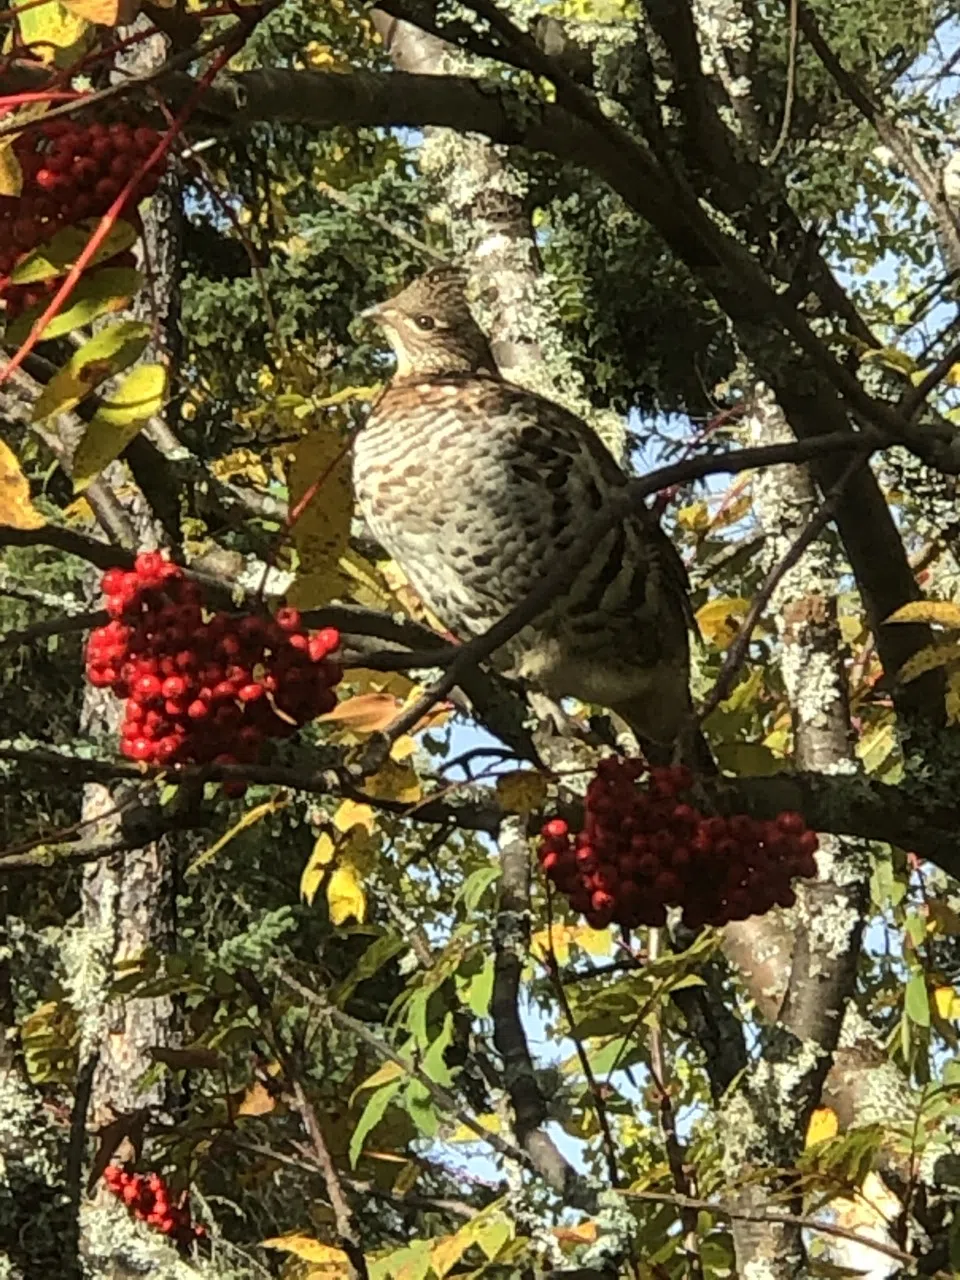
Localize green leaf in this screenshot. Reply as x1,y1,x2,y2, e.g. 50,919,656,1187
405,1079,440,1138
349,1078,402,1167
456,864,500,913
5,266,143,345
350,1060,405,1104
421,1013,454,1087
898,641,960,684
11,219,138,284
333,933,407,1007
32,321,151,421
905,972,930,1027
72,363,167,491
465,955,494,1018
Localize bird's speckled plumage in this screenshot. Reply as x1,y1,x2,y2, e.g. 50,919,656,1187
353,267,697,756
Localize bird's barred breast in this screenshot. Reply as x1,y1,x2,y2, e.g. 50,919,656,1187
352,382,677,672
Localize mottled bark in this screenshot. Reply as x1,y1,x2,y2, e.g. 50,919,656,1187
717,387,868,1277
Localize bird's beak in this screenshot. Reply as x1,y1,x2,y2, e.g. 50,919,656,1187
360,302,389,324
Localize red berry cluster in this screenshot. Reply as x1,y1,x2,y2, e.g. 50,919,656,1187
538,759,819,931
84,552,342,797
103,1163,206,1247
0,118,166,315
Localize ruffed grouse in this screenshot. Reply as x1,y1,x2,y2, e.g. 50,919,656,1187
354,267,702,765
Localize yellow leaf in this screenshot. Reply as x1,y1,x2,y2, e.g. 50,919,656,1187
0,440,44,530
301,832,336,905
262,1235,352,1270
947,669,960,726
390,735,417,761
319,692,401,734
32,320,150,421
16,0,90,65
72,364,167,492
364,759,421,805
886,599,960,628
338,547,395,612
530,924,612,966
948,363,960,389
12,219,138,285
856,721,896,775
237,1081,277,1117
0,144,23,199
933,986,960,1020
350,1059,405,1102
552,1221,599,1245
695,596,750,648
334,798,375,835
62,0,139,21
860,345,917,375
286,428,353,609
805,1106,839,1147
676,500,709,532
186,797,288,876
898,641,960,685
495,770,548,816
327,863,366,925
448,1113,502,1142
431,1232,471,1279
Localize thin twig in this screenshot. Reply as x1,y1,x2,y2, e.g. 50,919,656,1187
765,0,798,165
290,1080,369,1280
0,609,104,649
646,929,703,1279
901,337,960,418
619,1189,913,1266
542,885,620,1187
277,970,528,1166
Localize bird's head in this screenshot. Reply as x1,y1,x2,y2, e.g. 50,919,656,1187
361,267,497,381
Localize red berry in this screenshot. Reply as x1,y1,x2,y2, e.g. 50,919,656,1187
237,682,264,703
161,675,186,699
542,818,568,840
134,674,162,701
276,607,302,632
187,699,209,720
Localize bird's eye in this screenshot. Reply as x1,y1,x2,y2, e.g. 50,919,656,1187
414,314,436,331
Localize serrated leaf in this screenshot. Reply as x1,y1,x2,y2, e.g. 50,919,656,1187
72,363,166,491
327,862,366,926
886,600,960,628
334,798,376,835
185,797,286,876
236,1080,276,1116
320,692,402,734
261,1235,351,1270
448,1113,501,1142
350,1079,402,1166
301,832,336,905
12,220,138,285
62,0,139,21
5,266,143,346
0,440,44,530
933,986,960,1020
466,956,494,1017
286,428,353,609
897,641,960,684
32,321,150,422
16,0,90,65
0,144,23,199
695,596,749,648
905,972,930,1027
860,344,917,374
350,1060,406,1104
855,721,896,775
495,770,548,816
365,759,422,805
805,1106,839,1147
